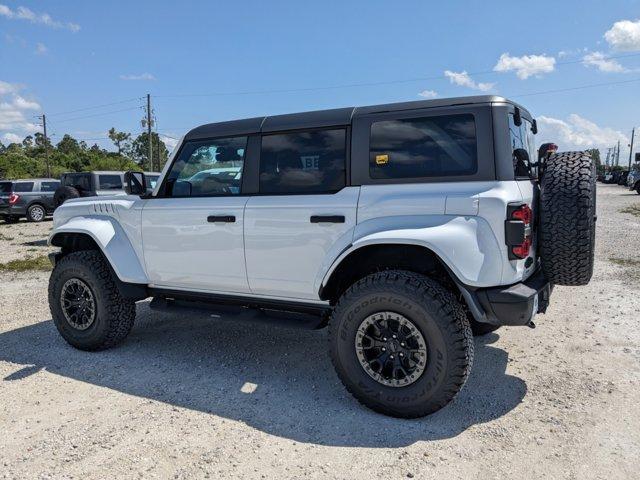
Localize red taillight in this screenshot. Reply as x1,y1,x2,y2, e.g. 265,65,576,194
506,203,533,260
8,193,19,205
511,204,532,225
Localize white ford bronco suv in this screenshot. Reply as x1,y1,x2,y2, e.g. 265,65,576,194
47,96,596,418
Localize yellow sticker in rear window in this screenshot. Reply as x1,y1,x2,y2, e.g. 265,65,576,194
375,154,389,165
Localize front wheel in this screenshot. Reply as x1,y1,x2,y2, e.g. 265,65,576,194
48,250,136,351
329,270,474,418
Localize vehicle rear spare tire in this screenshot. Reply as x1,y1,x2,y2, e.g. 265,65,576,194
54,185,80,207
539,151,596,286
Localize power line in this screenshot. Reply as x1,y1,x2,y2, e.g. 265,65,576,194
49,106,143,124
47,97,143,117
512,77,640,98
153,52,640,99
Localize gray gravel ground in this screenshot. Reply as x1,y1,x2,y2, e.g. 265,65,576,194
0,184,639,479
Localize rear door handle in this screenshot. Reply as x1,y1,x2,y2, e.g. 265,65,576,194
207,215,236,223
310,215,345,224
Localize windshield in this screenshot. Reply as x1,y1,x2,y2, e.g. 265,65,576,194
0,182,12,193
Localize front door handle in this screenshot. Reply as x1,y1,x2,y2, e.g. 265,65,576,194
207,215,236,223
310,215,345,224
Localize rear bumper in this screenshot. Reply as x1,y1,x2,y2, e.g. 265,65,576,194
0,205,25,216
474,269,552,326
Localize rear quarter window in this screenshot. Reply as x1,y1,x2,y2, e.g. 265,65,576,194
40,181,60,192
13,182,34,192
98,175,123,190
369,114,478,179
0,182,12,193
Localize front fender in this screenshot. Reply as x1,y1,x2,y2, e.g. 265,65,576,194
317,215,504,292
49,215,148,284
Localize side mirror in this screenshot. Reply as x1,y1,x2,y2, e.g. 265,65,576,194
172,180,192,197
124,171,146,196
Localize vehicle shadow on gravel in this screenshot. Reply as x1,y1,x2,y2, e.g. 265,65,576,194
0,302,527,448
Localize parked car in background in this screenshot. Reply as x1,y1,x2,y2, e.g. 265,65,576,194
0,178,60,223
628,167,640,194
54,171,160,206
145,172,161,193
616,171,629,186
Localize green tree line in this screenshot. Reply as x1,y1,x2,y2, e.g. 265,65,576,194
0,129,169,179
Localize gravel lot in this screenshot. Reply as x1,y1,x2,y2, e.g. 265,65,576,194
1,184,639,480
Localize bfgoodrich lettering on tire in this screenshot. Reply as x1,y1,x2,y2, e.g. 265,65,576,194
48,250,136,351
328,270,474,418
539,151,596,286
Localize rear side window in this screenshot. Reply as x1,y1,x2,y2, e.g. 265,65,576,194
40,181,60,192
259,128,346,194
509,114,537,179
98,175,123,190
369,114,477,179
63,174,91,191
13,182,34,192
0,182,12,193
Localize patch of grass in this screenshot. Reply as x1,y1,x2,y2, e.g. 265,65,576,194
620,204,640,217
609,257,640,267
0,255,51,272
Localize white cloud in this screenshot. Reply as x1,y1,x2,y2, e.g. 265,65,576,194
159,135,179,150
582,51,627,73
0,4,80,32
604,19,640,52
0,80,40,140
536,114,628,154
417,89,438,98
2,132,22,144
120,73,156,81
444,70,495,92
493,53,556,79
34,42,47,55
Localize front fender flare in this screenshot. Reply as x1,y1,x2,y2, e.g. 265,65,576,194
49,215,148,284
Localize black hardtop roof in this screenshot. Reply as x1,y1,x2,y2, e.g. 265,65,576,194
185,95,529,141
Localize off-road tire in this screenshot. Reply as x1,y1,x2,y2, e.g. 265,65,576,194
328,270,474,418
49,250,136,351
539,151,596,286
54,185,80,207
469,318,500,336
26,203,46,222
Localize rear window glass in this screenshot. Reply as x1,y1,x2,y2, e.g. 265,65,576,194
40,181,60,192
63,174,91,191
369,114,478,179
0,182,12,193
509,114,537,179
98,175,123,190
13,182,34,192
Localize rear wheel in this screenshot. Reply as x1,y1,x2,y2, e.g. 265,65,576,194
539,151,596,286
329,270,473,418
48,251,136,351
26,203,46,222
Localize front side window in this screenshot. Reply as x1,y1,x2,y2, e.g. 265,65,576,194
98,175,123,190
370,114,477,179
164,136,247,197
13,182,34,192
259,129,346,194
40,181,60,192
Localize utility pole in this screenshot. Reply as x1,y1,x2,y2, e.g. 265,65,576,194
628,128,635,170
146,94,153,172
42,114,50,178
616,140,621,166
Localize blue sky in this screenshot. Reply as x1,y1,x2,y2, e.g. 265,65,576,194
1,0,639,161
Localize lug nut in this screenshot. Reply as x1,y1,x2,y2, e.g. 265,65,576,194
400,342,405,347
383,337,387,341
392,335,397,339
390,355,394,359
381,347,386,351
399,352,404,357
